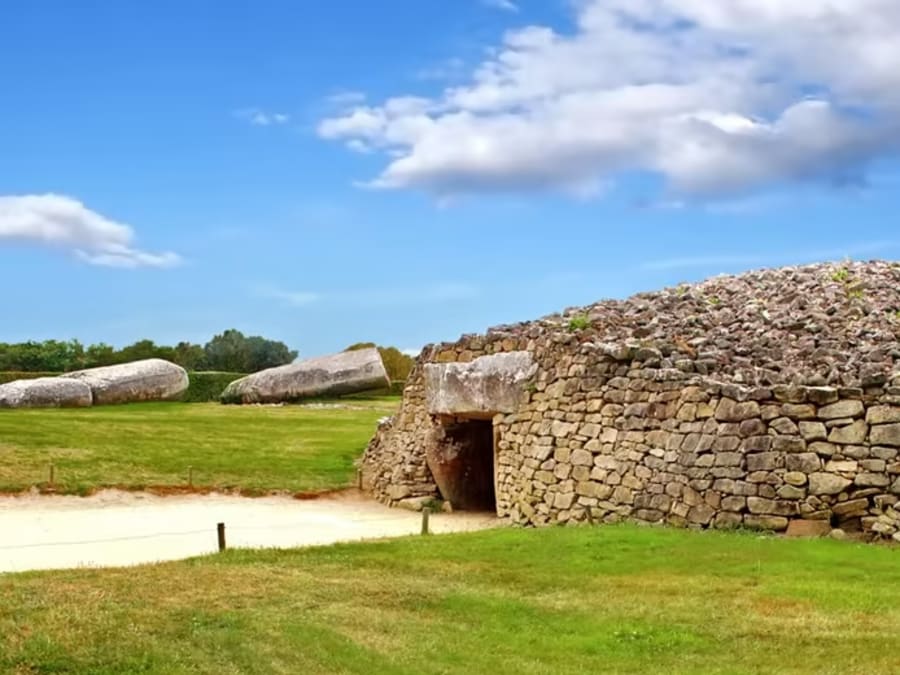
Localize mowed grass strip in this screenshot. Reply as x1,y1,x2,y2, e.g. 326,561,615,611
2,525,899,674
0,399,398,495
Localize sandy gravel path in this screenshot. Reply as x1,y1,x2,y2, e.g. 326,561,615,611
0,490,501,574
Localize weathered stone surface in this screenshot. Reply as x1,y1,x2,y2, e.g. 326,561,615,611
785,520,832,538
827,420,868,444
824,459,858,473
62,359,188,405
785,453,821,474
769,417,799,435
806,388,839,405
222,349,389,404
808,473,852,495
772,437,807,453
777,485,806,500
687,503,716,525
422,352,536,416
746,453,781,471
798,421,827,441
818,400,865,420
784,472,808,486
832,498,870,517
716,399,760,422
871,424,900,447
0,377,92,409
744,515,789,531
856,473,891,488
867,406,900,425
782,404,817,420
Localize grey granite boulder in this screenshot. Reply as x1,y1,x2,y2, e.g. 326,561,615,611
221,348,390,404
0,377,93,409
61,359,189,405
425,351,537,417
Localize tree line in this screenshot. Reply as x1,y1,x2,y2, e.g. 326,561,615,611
0,329,296,374
0,331,417,380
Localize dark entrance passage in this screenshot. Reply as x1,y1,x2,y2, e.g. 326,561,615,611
425,417,497,512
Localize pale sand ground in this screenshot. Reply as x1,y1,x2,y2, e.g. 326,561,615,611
0,490,502,574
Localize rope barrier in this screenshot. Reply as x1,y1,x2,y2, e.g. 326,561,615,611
0,514,464,552
0,529,212,551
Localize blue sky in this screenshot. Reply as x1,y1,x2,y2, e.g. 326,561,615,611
2,0,899,358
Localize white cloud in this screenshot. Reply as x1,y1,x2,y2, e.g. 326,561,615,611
401,347,422,358
0,194,181,268
483,0,518,12
319,0,900,199
235,108,290,126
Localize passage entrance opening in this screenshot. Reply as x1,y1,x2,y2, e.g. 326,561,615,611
426,417,497,512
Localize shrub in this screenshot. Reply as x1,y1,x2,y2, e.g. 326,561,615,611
181,372,245,402
567,314,591,332
831,267,851,283
345,380,407,398
344,343,415,381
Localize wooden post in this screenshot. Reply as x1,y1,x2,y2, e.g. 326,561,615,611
188,466,193,488
421,508,430,536
49,463,55,487
217,522,226,552
356,468,363,490
584,506,595,526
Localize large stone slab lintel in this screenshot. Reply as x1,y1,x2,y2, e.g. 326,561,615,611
425,351,536,416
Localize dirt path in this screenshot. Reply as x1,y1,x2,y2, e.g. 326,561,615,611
0,490,502,574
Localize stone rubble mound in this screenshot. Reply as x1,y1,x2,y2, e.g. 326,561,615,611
494,260,900,387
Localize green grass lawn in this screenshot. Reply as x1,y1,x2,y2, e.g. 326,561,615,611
2,525,898,674
0,399,398,495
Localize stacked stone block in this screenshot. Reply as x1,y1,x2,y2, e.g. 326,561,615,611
362,330,900,540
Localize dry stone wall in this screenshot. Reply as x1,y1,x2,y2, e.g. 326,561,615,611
362,262,900,538
362,330,900,540
495,343,900,538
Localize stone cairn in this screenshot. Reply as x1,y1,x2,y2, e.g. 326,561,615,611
362,261,900,540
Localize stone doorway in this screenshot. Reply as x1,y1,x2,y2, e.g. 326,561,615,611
425,416,497,512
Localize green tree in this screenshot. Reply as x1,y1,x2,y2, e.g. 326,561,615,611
173,342,207,370
204,330,297,373
118,339,175,364
85,343,118,368
203,330,250,372
245,336,297,372
345,343,414,382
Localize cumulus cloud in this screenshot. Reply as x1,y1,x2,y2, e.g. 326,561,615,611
0,194,181,268
319,0,900,199
235,108,290,126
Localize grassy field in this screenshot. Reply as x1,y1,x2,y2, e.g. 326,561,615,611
1,525,898,674
0,399,399,495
